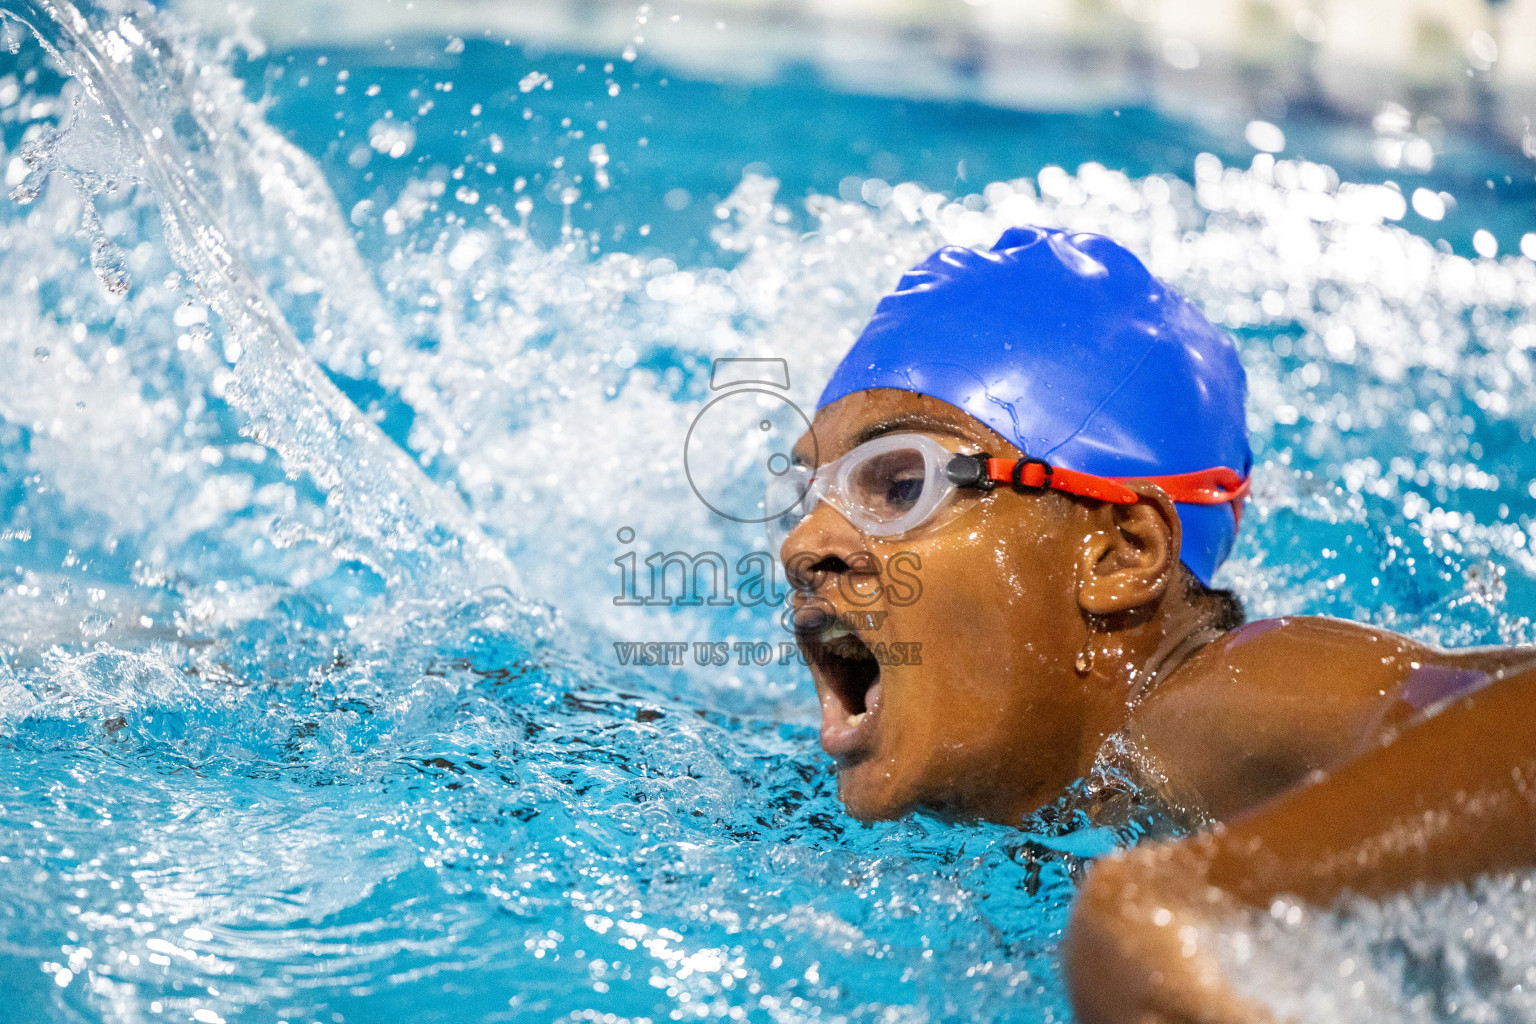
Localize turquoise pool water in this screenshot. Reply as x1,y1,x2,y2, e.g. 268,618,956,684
2,1,1536,1021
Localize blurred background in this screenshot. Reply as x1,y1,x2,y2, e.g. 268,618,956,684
181,0,1536,154
152,0,1536,269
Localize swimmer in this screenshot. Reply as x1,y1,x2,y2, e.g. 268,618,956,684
772,226,1536,1022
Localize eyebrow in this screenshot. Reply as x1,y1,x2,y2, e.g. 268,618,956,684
849,412,969,448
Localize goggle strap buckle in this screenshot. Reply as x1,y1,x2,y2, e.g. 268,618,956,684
945,452,995,491
1009,457,1054,493
987,457,1144,504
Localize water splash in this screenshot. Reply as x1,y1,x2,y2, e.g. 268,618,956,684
1206,872,1536,1022
8,76,134,292
0,0,516,598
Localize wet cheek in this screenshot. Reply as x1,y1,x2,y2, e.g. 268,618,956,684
990,524,1064,599
872,531,1050,728
912,576,1016,652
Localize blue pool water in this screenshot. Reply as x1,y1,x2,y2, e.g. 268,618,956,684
2,1,1536,1021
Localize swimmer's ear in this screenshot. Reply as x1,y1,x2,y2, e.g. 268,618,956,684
1074,482,1180,615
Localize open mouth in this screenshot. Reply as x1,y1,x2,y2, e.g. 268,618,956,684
798,611,883,759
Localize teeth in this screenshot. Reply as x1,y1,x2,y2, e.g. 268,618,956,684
846,714,862,725
820,621,854,643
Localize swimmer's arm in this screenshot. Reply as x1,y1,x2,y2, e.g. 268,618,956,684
1205,660,1536,903
1065,664,1536,1024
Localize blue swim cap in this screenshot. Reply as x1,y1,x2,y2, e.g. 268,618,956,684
817,226,1251,585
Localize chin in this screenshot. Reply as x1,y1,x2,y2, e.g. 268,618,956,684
834,758,912,822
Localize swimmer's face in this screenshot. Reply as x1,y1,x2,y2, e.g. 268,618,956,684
782,390,1135,824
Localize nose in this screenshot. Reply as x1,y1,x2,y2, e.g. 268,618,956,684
780,499,873,595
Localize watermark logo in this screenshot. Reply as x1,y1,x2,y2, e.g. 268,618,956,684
611,638,922,668
612,356,925,669
611,531,922,614
682,357,816,524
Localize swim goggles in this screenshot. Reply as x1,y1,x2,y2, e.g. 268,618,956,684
767,433,1250,549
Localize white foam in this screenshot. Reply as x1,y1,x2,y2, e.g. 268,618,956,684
1206,874,1536,1023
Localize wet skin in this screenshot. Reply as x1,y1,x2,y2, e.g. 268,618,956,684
782,388,1536,1022
1065,665,1536,1024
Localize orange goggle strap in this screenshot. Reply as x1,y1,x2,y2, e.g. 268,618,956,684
973,457,1251,524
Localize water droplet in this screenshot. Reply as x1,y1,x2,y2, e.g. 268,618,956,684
90,236,131,295
33,346,49,361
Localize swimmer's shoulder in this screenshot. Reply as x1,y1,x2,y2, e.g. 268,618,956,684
1177,614,1536,705
1128,617,1431,819
1150,615,1425,718
1183,615,1425,686
1131,616,1536,819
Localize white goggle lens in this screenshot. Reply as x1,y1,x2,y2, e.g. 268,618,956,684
765,435,968,547
844,447,930,523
